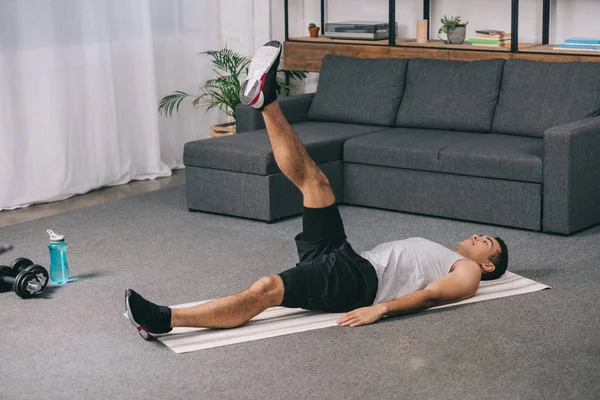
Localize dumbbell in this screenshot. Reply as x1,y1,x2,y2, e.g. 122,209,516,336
10,257,49,290
0,266,43,299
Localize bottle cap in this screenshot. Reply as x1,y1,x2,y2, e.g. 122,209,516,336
47,229,65,242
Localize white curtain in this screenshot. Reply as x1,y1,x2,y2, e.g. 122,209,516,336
0,0,229,210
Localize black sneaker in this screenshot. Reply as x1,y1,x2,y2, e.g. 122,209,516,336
239,40,282,111
125,289,172,340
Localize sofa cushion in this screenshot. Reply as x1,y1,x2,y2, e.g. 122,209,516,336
439,134,543,183
307,55,408,126
343,128,481,172
343,128,543,183
396,58,505,133
183,122,385,175
492,60,600,138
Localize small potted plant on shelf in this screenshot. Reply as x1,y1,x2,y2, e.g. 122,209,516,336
158,47,307,137
437,15,468,44
308,23,320,38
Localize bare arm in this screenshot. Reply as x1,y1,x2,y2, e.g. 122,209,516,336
383,260,481,316
336,260,481,327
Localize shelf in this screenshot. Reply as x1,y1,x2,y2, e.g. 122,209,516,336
288,37,540,52
283,40,600,72
399,39,511,51
520,44,600,57
397,39,539,52
284,41,390,71
289,36,389,46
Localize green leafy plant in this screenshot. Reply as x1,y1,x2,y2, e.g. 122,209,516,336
158,47,308,120
308,23,317,29
437,15,468,41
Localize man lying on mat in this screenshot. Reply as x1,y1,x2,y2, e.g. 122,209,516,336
125,41,509,340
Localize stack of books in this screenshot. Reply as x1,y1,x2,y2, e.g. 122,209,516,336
554,38,600,52
467,30,511,48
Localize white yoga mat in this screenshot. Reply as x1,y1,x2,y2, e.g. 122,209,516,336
125,271,550,354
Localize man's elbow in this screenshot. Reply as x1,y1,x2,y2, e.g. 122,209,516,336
422,288,442,308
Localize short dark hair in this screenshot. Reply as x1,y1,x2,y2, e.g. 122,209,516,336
481,237,508,281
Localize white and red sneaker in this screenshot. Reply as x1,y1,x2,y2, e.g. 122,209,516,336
239,41,282,111
125,289,172,341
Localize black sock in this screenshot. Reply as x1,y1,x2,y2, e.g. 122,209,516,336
127,289,172,334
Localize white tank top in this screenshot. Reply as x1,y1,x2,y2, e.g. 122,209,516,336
360,237,465,305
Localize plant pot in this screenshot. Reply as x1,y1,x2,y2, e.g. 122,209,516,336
308,27,320,38
447,25,466,44
210,122,236,138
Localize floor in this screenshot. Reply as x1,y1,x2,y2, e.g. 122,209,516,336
3,183,599,399
0,169,185,229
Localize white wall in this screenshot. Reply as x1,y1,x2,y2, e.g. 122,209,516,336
271,0,600,92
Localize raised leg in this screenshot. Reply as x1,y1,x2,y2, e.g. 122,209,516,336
239,40,334,208
262,101,336,208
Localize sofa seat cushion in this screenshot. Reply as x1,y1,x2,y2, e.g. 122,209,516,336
396,58,505,132
307,55,408,126
492,60,600,138
344,128,543,183
343,128,482,172
183,122,385,175
439,134,543,182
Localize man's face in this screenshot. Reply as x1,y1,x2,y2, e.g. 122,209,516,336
456,234,500,265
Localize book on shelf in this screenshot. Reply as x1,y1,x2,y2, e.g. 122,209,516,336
477,34,511,39
468,37,511,45
471,43,511,48
556,43,600,50
475,30,506,35
554,46,600,52
564,38,600,45
471,41,524,48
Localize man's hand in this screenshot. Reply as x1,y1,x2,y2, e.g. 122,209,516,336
336,305,385,327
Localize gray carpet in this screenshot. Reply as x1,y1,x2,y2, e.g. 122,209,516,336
1,186,599,400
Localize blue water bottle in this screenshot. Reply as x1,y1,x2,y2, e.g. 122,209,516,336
47,229,69,284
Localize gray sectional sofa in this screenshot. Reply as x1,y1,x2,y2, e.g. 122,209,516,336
183,55,600,235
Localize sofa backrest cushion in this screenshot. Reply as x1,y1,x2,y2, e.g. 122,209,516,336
492,60,600,137
307,55,408,126
396,58,505,132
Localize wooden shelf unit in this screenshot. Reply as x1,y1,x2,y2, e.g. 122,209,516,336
284,40,600,72
283,0,600,72
291,36,544,52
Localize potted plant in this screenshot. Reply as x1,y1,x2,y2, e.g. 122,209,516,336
158,47,307,137
308,23,320,38
437,15,468,44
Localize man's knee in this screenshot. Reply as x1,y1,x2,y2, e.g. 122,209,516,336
306,169,329,187
249,275,285,306
300,170,332,197
300,170,335,209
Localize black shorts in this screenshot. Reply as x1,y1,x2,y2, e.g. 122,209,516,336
278,203,378,313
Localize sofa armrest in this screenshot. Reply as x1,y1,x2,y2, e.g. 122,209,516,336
543,116,600,234
234,93,315,133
